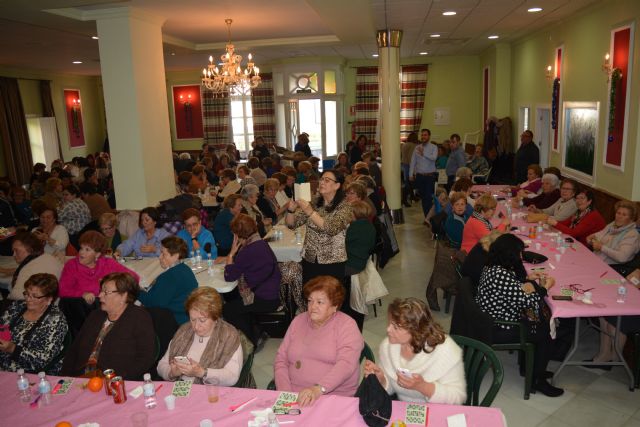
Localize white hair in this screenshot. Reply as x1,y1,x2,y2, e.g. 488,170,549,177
179,152,191,160
542,173,559,188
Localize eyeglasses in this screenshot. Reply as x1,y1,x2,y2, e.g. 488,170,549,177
99,288,119,296
563,284,595,295
320,177,337,184
23,291,47,300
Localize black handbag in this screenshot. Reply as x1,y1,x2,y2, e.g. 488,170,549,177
355,374,392,427
522,250,548,264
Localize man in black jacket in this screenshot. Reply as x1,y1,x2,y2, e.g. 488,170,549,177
514,130,539,183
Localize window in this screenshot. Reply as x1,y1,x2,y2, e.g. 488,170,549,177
230,87,253,153
520,106,530,132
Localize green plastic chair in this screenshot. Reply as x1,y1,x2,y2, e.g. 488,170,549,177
267,341,375,390
233,332,257,389
451,334,504,407
631,332,639,389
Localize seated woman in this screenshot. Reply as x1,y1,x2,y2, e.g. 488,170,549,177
32,208,69,258
446,179,474,214
467,144,489,178
157,287,242,385
443,192,471,250
213,194,243,257
586,200,640,267
99,212,125,255
190,164,208,191
60,272,155,380
222,214,281,347
510,164,543,197
364,298,466,404
274,276,363,406
115,207,170,258
39,177,63,211
240,184,271,237
344,181,376,221
258,178,288,224
460,230,503,287
475,234,563,397
460,194,510,254
0,232,63,301
521,173,561,210
547,189,606,246
336,152,351,173
237,165,257,188
215,168,241,204
248,156,267,187
58,184,92,243
177,208,217,259
0,273,68,373
528,178,577,221
138,236,198,325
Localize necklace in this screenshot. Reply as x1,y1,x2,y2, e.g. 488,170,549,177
199,336,204,343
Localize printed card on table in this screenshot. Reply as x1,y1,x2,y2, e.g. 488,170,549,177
294,183,311,202
171,380,193,397
601,279,622,285
272,391,298,411
405,403,427,425
54,379,74,395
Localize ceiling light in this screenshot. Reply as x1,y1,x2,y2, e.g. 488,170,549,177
527,7,543,13
72,61,82,64
419,52,428,56
488,35,499,39
201,19,261,95
91,36,99,40
170,52,176,56
430,34,441,38
442,11,457,16
372,53,379,57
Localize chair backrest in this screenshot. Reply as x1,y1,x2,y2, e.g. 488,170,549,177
360,341,375,363
233,331,256,388
450,334,503,407
43,329,73,374
450,277,493,345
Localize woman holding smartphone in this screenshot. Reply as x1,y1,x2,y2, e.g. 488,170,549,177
156,287,243,386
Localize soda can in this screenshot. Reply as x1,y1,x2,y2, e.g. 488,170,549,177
109,376,127,404
103,369,115,396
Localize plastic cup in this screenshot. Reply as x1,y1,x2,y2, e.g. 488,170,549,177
535,243,541,251
204,377,219,403
164,394,176,410
555,254,561,263
583,291,593,303
200,419,214,427
520,226,527,233
511,213,517,221
559,246,566,254
130,412,148,427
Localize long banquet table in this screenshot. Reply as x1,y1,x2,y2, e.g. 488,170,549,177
265,225,304,263
471,185,640,389
1,372,507,427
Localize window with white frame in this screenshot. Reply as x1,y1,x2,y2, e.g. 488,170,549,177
230,87,253,154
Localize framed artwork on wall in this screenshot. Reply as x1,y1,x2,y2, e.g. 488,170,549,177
63,89,85,148
561,101,599,184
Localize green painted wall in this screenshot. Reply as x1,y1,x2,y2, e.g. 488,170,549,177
509,0,640,199
0,66,106,175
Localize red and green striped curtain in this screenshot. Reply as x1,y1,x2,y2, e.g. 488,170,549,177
400,65,428,141
201,89,230,144
354,67,380,143
251,73,276,148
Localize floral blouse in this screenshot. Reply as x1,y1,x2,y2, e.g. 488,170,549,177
58,198,92,235
0,301,68,374
290,198,353,264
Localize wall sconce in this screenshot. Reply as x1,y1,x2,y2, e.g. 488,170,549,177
545,65,553,81
602,53,613,80
71,98,81,137
179,93,193,133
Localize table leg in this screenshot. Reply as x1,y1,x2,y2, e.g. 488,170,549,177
552,317,581,385
612,316,635,391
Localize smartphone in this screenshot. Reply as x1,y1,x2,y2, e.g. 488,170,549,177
174,356,189,364
397,368,412,378
552,295,572,301
0,324,11,342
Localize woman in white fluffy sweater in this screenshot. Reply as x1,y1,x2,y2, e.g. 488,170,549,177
364,298,466,404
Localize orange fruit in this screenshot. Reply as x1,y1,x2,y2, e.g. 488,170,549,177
87,376,103,392
55,422,73,427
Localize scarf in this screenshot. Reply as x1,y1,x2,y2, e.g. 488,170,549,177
472,211,493,231
168,319,240,384
570,206,592,229
599,222,635,249
11,254,38,289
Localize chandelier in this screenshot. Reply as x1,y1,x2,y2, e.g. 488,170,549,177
201,19,261,95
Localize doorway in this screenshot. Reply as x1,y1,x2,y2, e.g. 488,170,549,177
535,107,551,168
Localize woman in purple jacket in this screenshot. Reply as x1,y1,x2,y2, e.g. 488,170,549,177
222,214,281,349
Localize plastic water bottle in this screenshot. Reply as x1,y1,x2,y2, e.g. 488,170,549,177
617,281,627,303
16,369,31,403
505,203,512,218
142,373,157,409
190,250,196,267
207,253,213,268
195,249,202,268
37,371,51,406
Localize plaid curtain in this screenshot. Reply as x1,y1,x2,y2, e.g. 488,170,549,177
400,65,428,141
251,73,276,147
354,67,380,143
201,88,230,144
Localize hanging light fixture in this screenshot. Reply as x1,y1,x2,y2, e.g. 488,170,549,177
201,19,261,95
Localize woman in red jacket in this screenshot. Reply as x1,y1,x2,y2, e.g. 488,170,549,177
547,189,605,247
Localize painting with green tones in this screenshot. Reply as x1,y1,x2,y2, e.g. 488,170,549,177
563,102,598,177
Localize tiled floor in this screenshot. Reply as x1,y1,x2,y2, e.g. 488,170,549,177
253,204,640,426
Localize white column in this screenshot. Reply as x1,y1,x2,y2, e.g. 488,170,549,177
377,29,403,221
93,7,175,209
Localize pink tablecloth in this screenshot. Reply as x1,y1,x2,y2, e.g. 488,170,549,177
2,373,506,427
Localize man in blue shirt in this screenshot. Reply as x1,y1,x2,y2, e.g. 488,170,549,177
445,134,466,190
177,208,217,259
409,129,438,223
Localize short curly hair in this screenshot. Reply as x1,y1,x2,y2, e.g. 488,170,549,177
230,213,258,239
79,230,107,254
185,287,223,321
615,200,638,222
303,276,345,308
100,272,139,303
473,193,497,213
387,298,446,354
161,236,188,259
25,273,59,299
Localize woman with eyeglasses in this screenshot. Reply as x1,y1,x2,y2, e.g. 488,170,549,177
157,287,243,385
363,298,466,404
285,169,353,283
61,272,155,380
546,189,606,246
98,212,124,255
528,178,578,221
0,273,68,373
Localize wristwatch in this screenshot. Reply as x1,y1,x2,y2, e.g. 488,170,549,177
315,384,326,394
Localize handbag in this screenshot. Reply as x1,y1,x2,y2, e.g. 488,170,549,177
522,250,548,264
355,374,392,427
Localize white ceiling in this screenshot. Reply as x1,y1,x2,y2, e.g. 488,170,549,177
0,0,602,76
